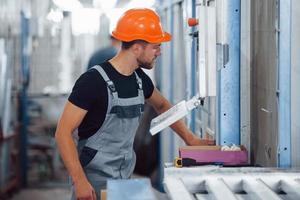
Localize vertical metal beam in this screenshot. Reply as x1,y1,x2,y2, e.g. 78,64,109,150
240,0,251,161
190,0,197,133
198,4,208,99
291,0,300,168
20,11,30,186
278,0,291,168
157,3,170,191
169,3,175,162
156,10,164,192
219,0,241,145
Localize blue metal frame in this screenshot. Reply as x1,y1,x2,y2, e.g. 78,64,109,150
169,4,175,162
156,0,173,191
190,0,197,133
156,52,163,192
156,29,164,193
278,0,291,168
219,0,240,145
20,11,30,186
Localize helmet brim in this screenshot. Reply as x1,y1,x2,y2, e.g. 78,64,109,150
112,31,172,43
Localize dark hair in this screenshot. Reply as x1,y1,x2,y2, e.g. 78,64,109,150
121,40,148,50
110,35,118,41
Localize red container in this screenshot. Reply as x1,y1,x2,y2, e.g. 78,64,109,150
179,145,248,166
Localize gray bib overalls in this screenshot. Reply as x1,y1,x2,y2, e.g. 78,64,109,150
71,65,144,200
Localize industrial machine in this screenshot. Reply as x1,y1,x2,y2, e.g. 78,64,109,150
164,166,300,200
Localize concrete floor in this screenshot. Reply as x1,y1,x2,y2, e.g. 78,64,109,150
8,187,168,200
5,169,167,200
10,188,71,200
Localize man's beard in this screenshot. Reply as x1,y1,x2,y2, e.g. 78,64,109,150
137,57,156,69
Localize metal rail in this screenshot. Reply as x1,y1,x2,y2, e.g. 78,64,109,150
164,166,300,200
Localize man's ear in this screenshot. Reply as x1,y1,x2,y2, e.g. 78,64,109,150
131,43,143,56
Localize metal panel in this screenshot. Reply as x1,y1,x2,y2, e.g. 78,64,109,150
291,0,300,167
0,39,7,124
278,0,291,168
251,0,278,167
172,2,186,159
2,79,12,137
156,8,171,191
207,8,216,97
198,5,216,98
159,8,173,164
196,2,217,140
173,4,186,104
0,38,14,138
198,4,207,99
218,0,240,145
240,0,251,161
195,1,217,140
169,5,175,162
207,96,216,138
158,1,190,163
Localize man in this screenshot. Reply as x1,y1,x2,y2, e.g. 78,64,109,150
87,36,120,70
55,8,214,200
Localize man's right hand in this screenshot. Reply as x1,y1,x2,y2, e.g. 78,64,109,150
74,179,97,200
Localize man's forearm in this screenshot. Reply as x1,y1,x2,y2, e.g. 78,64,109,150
148,88,213,145
153,99,193,144
154,99,211,145
170,119,194,143
55,130,87,184
170,119,211,145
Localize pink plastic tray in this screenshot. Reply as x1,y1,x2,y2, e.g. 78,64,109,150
179,146,248,165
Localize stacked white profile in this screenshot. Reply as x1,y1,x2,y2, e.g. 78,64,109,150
150,96,202,135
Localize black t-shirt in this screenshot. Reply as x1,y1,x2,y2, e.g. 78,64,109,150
68,62,154,139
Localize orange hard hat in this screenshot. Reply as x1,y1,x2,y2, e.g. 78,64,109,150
112,8,171,43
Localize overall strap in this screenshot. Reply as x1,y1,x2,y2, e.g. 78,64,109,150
93,65,118,98
133,71,143,97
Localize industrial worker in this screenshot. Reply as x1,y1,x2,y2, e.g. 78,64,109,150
87,36,120,70
55,8,214,200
